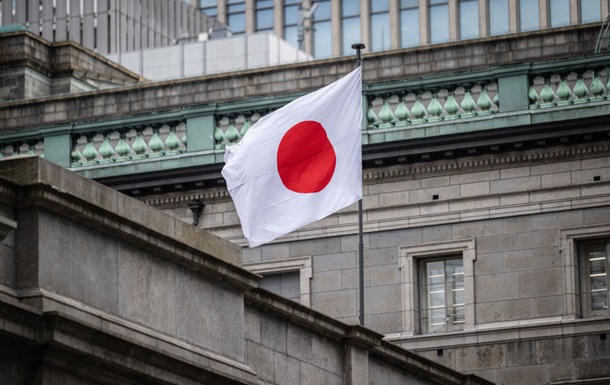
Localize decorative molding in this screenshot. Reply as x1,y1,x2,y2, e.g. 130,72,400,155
363,142,610,181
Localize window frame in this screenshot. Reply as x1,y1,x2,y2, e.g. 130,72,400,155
243,256,312,307
419,255,466,333
399,239,476,336
560,225,610,319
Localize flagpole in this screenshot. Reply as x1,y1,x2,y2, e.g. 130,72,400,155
352,43,365,327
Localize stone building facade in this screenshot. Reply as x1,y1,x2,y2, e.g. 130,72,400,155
0,156,490,385
1,22,610,385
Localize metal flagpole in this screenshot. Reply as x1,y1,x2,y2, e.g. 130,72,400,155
351,43,365,326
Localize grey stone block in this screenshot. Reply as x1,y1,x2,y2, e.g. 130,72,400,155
300,362,325,385
118,242,176,336
495,364,545,385
532,211,584,230
475,252,505,275
518,268,563,298
290,237,341,257
273,351,301,385
455,345,506,371
476,272,519,302
453,219,503,239
369,228,422,249
504,298,534,320
532,247,560,269
261,313,286,353
312,270,343,293
38,211,119,314
365,285,401,314
370,311,402,335
369,264,400,287
312,290,357,318
314,252,356,272
286,323,313,362
312,335,342,373
176,267,245,361
535,295,564,318
504,250,533,271
422,225,453,243
246,341,274,383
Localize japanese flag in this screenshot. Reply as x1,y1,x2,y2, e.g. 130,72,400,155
221,67,363,247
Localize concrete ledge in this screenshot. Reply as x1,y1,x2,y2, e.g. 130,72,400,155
0,156,247,275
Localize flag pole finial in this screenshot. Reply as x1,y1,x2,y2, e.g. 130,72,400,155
351,43,365,68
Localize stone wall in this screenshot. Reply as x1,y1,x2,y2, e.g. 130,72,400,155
146,137,610,384
0,157,490,385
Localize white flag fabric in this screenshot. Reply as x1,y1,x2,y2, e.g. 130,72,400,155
222,67,363,247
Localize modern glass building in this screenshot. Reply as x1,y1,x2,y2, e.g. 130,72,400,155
188,0,609,58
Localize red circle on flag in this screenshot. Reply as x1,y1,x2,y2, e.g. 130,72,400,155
277,120,336,193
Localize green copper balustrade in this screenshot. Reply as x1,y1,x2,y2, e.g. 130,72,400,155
214,110,272,148
70,122,187,167
529,67,610,109
0,141,44,159
366,83,499,129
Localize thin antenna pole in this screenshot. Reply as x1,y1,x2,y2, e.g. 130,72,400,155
352,42,365,326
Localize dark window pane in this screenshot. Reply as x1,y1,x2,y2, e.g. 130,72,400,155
228,3,246,12
371,0,389,13
371,13,390,51
314,20,332,58
228,12,245,33
550,0,570,27
284,4,300,25
519,0,539,31
314,0,331,20
401,8,419,47
256,8,274,31
342,17,360,54
489,0,509,35
581,0,600,22
401,0,419,7
459,0,479,39
256,0,274,8
430,4,449,43
342,0,360,17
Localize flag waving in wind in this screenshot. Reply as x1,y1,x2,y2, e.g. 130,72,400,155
222,67,363,247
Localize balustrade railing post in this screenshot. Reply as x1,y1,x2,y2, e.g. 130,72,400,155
497,74,529,112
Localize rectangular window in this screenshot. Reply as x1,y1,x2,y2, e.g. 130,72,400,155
260,271,301,303
420,257,465,333
227,0,246,34
489,0,509,35
284,0,301,47
255,0,274,32
580,0,601,23
580,239,610,316
430,0,449,44
370,0,390,51
519,0,539,31
200,0,218,17
341,0,361,55
459,0,479,39
313,0,332,58
400,0,420,47
550,0,570,27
